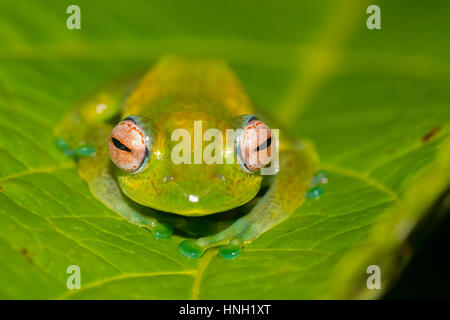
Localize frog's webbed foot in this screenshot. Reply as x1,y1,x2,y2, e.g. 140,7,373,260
178,147,321,259
131,214,174,239
89,167,174,239
55,137,96,158
178,228,247,259
151,223,174,239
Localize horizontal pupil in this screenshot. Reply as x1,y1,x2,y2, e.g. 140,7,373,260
112,137,132,152
255,136,271,152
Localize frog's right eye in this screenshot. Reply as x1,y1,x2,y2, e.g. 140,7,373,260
108,119,150,173
236,116,274,173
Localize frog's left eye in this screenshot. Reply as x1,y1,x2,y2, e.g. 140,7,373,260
108,119,150,173
237,116,273,172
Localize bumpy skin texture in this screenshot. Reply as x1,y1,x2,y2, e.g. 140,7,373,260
54,56,318,258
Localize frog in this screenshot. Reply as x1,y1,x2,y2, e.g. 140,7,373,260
54,56,320,259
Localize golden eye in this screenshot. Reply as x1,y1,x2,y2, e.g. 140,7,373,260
108,119,149,173
238,117,273,172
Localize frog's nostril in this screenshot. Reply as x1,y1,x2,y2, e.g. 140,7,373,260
163,176,174,183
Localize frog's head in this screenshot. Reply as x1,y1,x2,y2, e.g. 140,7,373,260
107,112,275,216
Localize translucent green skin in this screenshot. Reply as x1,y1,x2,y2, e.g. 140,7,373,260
55,56,318,258
117,58,263,215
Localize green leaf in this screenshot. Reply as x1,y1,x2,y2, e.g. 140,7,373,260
0,0,449,299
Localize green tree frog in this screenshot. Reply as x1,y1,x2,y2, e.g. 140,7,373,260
55,56,319,259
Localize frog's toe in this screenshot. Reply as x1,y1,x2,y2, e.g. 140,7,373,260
217,244,242,259
305,185,323,199
305,170,328,199
74,144,96,157
152,223,173,239
55,138,95,158
216,237,244,259
178,236,244,259
310,170,328,187
178,239,205,258
55,137,75,157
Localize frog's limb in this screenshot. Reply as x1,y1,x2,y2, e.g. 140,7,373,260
54,77,173,239
87,157,173,239
54,76,137,151
178,144,318,258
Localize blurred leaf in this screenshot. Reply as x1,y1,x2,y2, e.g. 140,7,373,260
0,0,449,299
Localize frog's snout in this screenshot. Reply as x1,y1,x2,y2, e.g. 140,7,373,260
156,171,235,215
161,172,222,201
119,165,260,216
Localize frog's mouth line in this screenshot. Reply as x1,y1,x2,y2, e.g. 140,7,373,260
123,181,269,238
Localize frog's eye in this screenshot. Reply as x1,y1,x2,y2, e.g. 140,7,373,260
108,119,150,173
237,117,273,172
